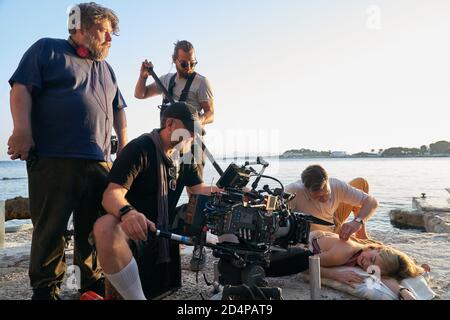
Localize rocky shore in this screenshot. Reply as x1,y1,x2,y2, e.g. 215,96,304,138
389,189,450,233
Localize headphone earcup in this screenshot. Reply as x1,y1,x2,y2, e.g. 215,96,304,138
76,45,89,58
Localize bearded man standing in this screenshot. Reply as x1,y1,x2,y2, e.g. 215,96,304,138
7,2,127,299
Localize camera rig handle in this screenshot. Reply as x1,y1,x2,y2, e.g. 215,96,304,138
244,156,269,191
153,229,246,265
155,229,194,245
147,66,225,177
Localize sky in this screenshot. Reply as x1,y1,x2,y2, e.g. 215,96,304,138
1,0,449,160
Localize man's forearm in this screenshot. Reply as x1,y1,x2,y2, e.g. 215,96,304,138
10,85,33,133
113,108,128,148
199,101,214,125
102,186,130,219
188,183,222,195
134,76,148,99
197,185,222,195
357,196,378,221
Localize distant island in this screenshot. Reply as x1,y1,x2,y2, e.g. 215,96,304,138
280,140,450,159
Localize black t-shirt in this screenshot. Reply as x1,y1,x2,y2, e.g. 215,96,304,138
107,133,203,225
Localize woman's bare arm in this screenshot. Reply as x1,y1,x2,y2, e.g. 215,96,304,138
321,267,364,288
317,249,350,267
382,277,416,300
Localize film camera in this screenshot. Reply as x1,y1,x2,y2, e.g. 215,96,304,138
171,157,333,298
144,64,331,299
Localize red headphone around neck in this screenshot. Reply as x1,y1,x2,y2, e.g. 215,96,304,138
68,37,90,59
75,45,90,59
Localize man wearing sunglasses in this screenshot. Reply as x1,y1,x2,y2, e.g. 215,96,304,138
93,102,221,300
135,40,214,272
135,40,214,128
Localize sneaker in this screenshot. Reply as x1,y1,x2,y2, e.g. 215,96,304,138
189,245,207,272
79,277,105,297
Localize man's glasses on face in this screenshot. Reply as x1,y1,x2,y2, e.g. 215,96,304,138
178,59,198,69
168,166,178,191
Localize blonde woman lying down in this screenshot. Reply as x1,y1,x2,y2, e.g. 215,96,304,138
308,230,426,299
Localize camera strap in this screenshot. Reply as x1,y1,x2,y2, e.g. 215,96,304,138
179,72,197,102
161,72,197,106
162,74,177,105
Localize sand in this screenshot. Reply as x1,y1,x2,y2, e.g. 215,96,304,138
0,228,448,300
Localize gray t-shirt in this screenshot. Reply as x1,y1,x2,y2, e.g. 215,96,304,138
157,72,213,113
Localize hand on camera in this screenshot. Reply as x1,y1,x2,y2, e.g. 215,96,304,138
120,210,156,241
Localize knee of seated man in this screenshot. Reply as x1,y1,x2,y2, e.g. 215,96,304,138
349,177,369,193
93,214,121,244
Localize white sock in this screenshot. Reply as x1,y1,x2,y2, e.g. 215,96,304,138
104,257,147,300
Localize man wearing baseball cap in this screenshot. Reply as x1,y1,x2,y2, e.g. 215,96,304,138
162,102,205,136
93,102,219,299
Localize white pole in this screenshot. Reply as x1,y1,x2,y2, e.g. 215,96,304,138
0,201,5,248
309,255,321,300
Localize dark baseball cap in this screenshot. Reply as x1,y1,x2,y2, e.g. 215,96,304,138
161,102,205,135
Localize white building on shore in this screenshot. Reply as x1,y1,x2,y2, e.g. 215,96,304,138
330,151,347,158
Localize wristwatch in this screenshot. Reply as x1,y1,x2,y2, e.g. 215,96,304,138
118,204,135,220
398,286,412,300
353,217,364,225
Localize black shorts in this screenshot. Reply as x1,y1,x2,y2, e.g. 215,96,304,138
130,238,182,300
265,247,312,277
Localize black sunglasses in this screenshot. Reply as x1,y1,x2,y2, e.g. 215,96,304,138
178,59,198,69
168,166,178,191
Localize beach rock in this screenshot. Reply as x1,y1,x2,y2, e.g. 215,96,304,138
5,221,33,234
423,212,450,234
389,209,425,230
412,194,450,212
5,197,30,221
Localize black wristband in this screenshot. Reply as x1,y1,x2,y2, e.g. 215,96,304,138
118,205,135,220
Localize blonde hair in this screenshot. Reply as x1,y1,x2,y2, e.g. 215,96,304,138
69,2,119,35
366,244,424,279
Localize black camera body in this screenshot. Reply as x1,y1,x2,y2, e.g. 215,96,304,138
174,159,332,290
216,163,252,189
